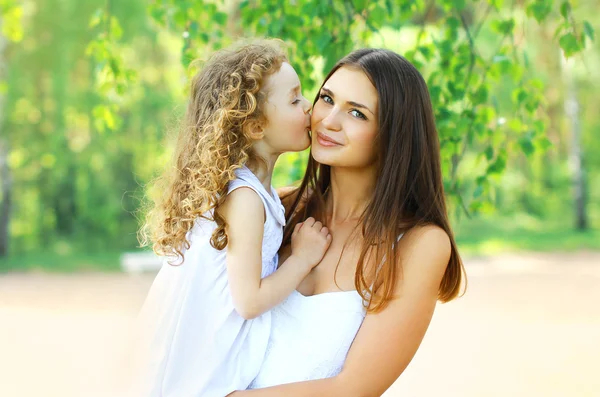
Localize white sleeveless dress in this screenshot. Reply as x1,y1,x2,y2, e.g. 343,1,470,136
249,289,367,388
135,166,285,397
249,235,403,388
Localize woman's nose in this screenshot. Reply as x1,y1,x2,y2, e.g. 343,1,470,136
321,107,341,131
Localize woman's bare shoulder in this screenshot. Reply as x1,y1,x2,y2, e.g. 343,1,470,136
275,186,298,197
398,224,451,272
276,186,314,213
276,186,299,213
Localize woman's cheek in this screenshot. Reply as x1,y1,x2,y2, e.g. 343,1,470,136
351,129,378,163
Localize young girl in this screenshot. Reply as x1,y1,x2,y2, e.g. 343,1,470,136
134,40,332,397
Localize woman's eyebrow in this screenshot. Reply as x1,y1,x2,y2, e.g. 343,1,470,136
321,87,334,97
347,100,372,113
321,87,374,115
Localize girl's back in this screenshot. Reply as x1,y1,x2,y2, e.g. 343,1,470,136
136,166,285,397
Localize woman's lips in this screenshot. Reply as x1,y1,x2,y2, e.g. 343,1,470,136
316,132,342,147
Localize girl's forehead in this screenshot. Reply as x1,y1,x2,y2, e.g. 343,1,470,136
265,62,300,92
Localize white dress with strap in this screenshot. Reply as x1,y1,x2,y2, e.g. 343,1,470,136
135,166,285,397
249,289,367,387
249,235,403,388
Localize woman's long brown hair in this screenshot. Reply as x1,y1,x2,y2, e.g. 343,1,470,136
283,49,465,313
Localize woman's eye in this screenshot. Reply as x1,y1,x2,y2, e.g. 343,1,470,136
350,109,367,120
320,94,333,104
292,99,301,105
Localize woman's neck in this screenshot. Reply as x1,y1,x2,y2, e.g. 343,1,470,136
326,165,377,225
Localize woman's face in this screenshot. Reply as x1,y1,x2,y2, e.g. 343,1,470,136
310,66,379,168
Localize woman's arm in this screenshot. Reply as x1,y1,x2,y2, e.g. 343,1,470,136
230,225,451,396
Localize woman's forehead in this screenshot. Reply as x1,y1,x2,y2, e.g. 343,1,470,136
324,67,378,110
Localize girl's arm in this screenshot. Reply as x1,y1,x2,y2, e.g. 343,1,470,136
229,225,452,396
222,187,330,320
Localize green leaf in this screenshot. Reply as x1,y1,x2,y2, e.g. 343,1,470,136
214,11,228,26
535,137,553,151
109,58,120,76
513,88,527,104
174,8,188,27
446,16,460,32
89,9,104,28
471,85,489,104
110,17,123,40
486,150,507,175
559,32,581,57
453,0,466,11
518,137,535,156
584,21,595,41
508,118,523,132
492,18,515,35
560,1,570,19
352,0,368,10
417,46,432,60
315,34,331,53
473,184,484,199
148,4,166,24
369,5,386,26
487,0,505,10
526,1,552,23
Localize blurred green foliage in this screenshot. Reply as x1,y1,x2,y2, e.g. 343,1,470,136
0,0,597,268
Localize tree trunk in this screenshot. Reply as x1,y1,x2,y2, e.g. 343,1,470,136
0,16,11,256
0,140,10,257
226,0,243,37
563,56,588,231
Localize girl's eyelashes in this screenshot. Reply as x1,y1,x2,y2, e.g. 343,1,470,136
292,98,301,105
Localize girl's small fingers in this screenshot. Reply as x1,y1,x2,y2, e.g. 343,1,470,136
303,217,316,227
293,222,302,235
313,221,323,231
320,227,329,236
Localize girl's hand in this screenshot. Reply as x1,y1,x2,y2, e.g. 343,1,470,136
290,217,332,269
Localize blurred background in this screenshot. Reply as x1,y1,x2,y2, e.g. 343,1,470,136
0,0,598,396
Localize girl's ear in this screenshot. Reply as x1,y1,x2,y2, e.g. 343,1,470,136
245,121,265,140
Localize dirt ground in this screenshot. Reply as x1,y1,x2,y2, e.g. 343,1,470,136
1,252,599,397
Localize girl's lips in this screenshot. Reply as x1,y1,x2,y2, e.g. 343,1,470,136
316,132,342,147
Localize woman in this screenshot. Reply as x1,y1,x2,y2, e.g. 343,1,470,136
233,48,465,396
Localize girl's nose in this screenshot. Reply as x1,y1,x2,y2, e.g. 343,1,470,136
302,96,311,114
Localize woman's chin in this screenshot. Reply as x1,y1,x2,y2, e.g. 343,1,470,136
311,146,336,165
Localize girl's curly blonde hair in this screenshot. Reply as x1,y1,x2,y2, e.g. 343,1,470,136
139,40,288,263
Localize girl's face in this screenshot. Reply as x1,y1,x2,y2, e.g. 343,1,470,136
260,62,312,154
311,66,379,169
